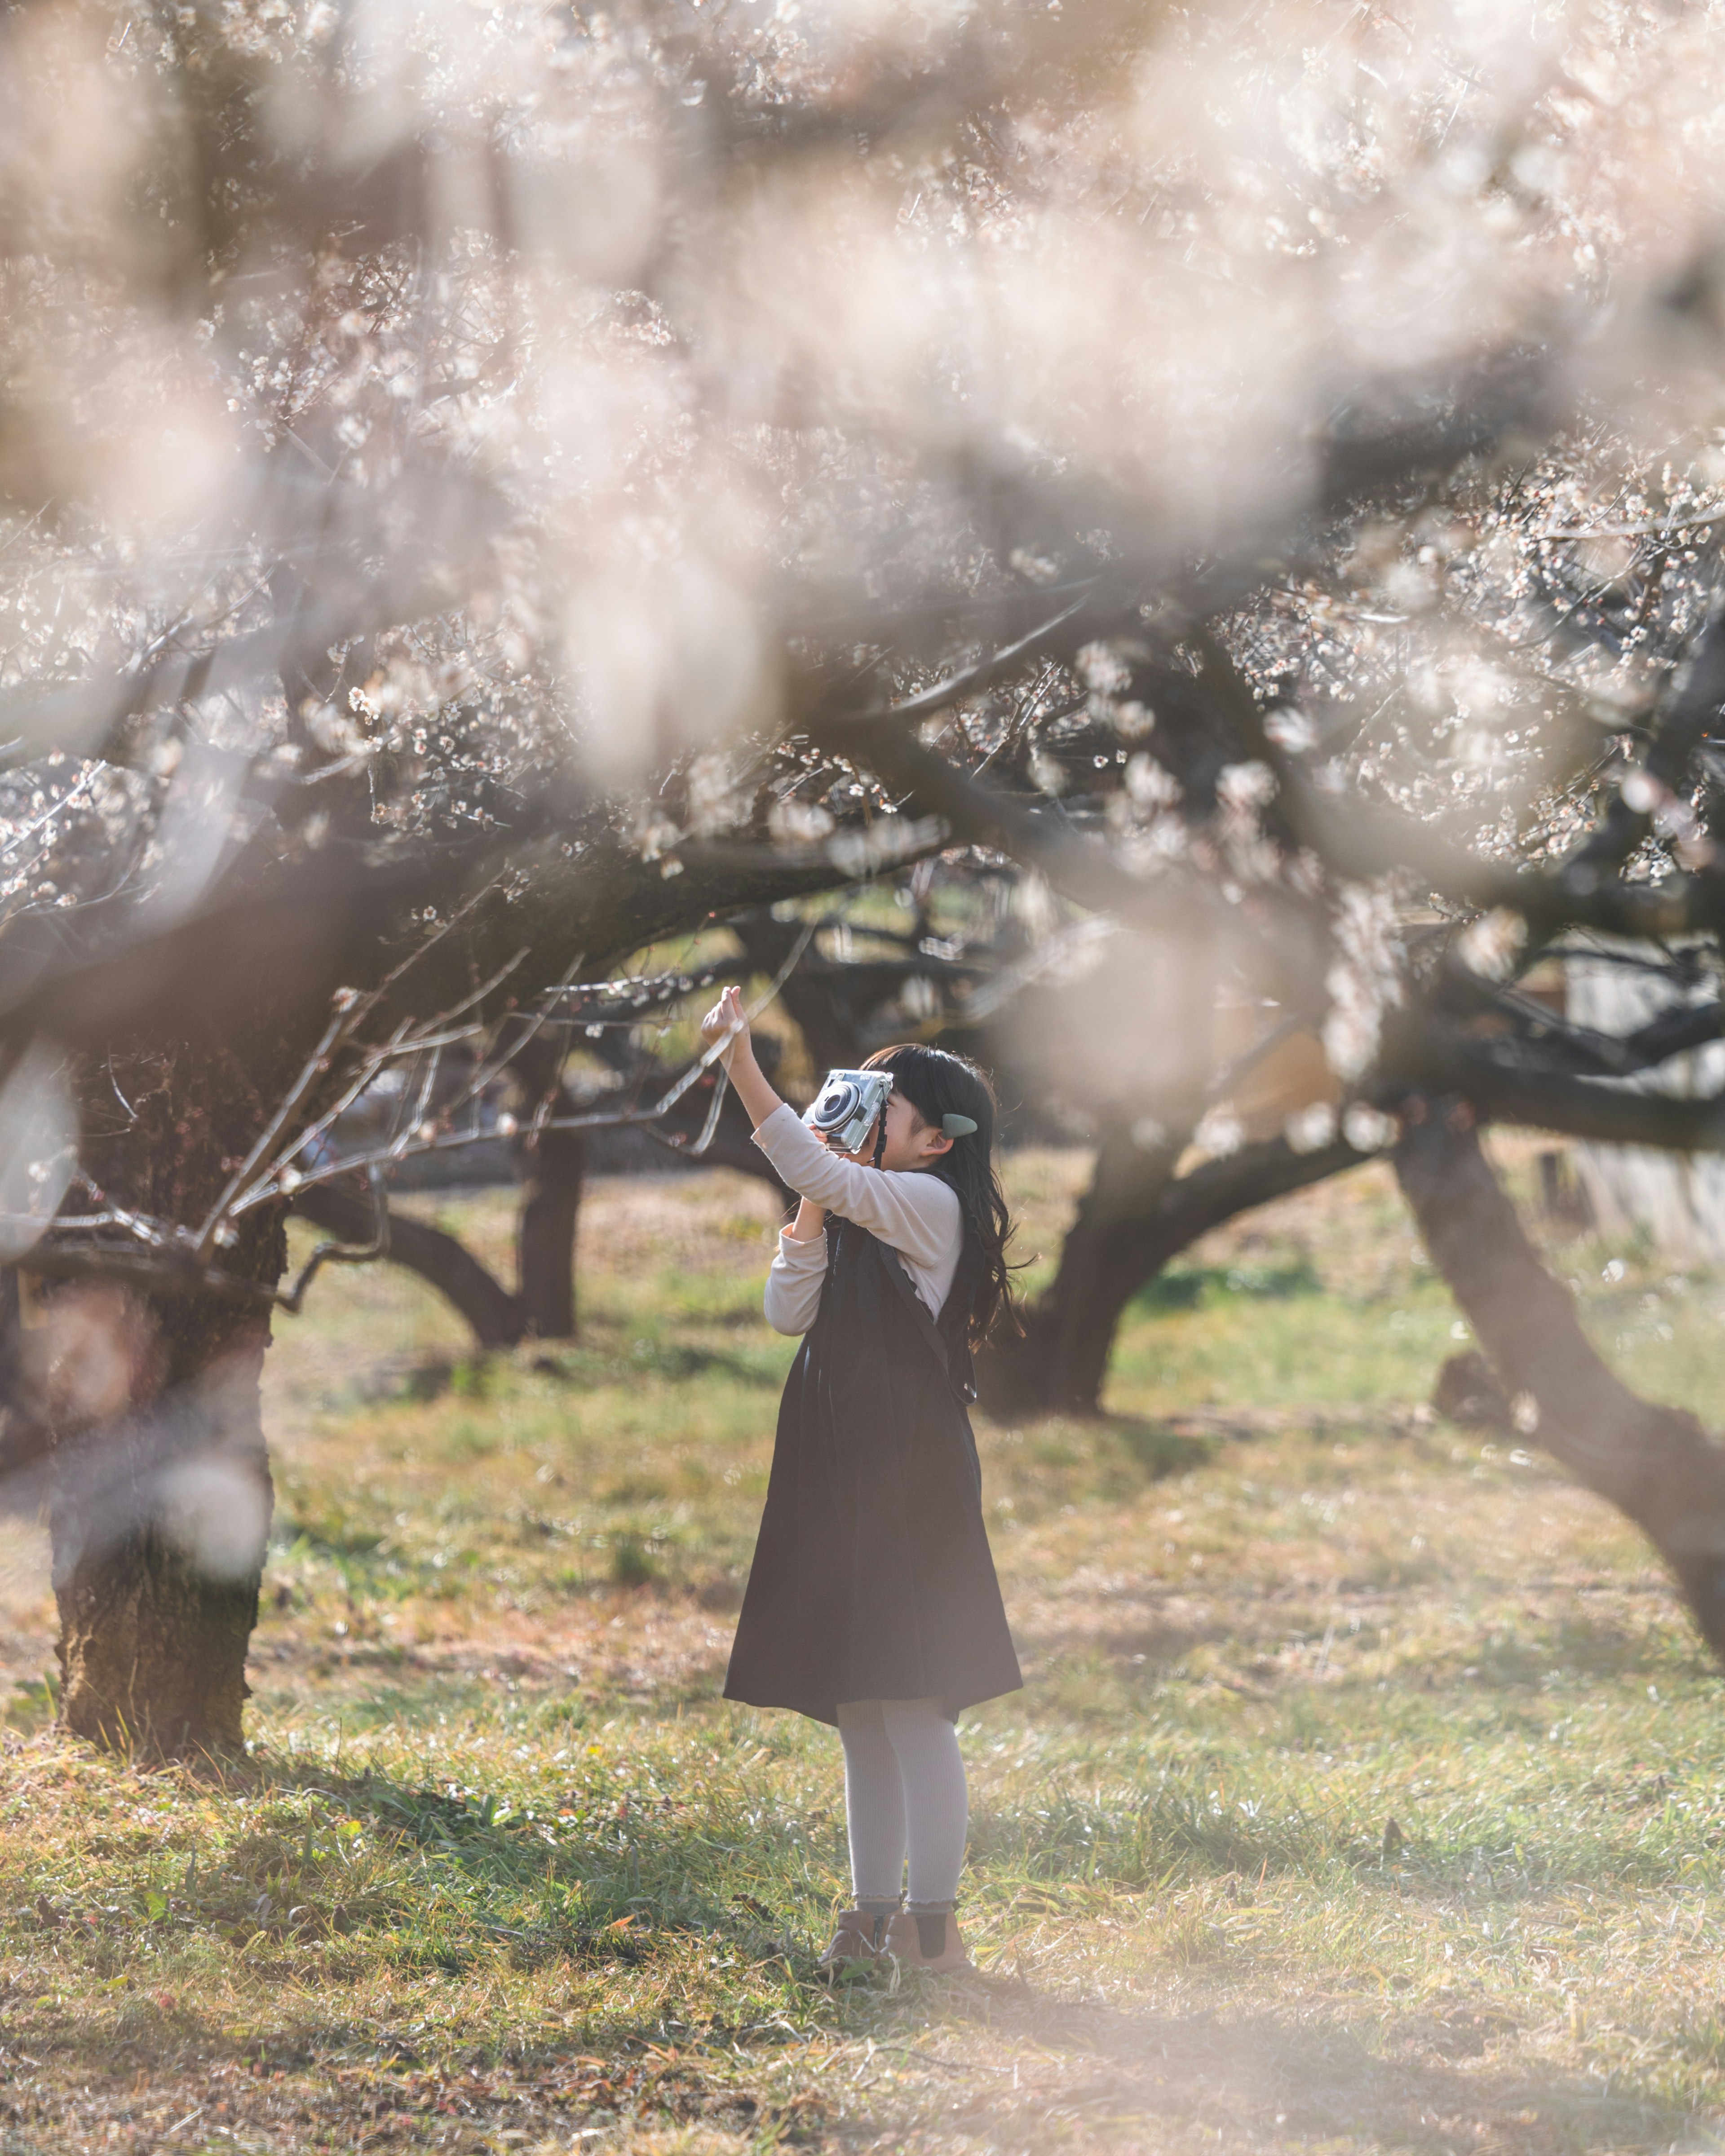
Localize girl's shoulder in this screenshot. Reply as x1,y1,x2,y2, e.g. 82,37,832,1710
885,1169,961,1218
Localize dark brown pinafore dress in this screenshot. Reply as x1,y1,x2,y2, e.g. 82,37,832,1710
723,1215,1022,1727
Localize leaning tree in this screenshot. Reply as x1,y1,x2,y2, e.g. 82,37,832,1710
5,0,1725,1752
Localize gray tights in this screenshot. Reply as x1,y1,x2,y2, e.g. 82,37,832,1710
835,1696,968,1912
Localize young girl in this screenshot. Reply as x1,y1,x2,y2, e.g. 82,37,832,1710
698,984,1022,1975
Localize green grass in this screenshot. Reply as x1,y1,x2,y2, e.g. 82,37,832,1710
4,1144,1725,2150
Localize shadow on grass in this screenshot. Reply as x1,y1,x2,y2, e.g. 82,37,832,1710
629,1340,782,1385
1110,1415,1216,1479
507,1338,784,1387
65,1749,808,1979
1003,1411,1216,1478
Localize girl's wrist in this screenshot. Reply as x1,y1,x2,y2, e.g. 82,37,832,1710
786,1197,826,1242
725,1048,783,1129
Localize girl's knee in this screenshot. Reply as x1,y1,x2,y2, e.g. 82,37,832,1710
880,1697,961,1752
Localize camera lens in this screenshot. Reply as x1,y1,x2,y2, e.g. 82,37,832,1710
814,1079,858,1127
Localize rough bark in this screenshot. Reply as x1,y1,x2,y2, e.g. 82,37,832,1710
1394,1100,1725,1659
46,1272,277,1754
44,1036,295,1755
292,1183,525,1350
513,1039,586,1341
979,1131,1367,1418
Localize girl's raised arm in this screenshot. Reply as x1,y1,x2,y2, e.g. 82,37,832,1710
751,1108,957,1271
698,985,783,1126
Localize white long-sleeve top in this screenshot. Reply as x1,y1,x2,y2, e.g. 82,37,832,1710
753,1102,963,1336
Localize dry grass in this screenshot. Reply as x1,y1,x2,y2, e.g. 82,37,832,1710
4,1145,1725,2152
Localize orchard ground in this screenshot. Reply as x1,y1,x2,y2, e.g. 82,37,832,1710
3,1143,1725,2154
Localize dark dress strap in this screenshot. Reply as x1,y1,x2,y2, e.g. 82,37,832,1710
875,1240,979,1405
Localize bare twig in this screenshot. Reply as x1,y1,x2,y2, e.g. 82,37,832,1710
192,996,359,1259
218,917,818,1224
276,1166,389,1313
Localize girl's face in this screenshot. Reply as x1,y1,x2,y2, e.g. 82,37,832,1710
838,1087,953,1173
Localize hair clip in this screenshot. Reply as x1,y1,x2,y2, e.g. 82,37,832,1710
941,1113,978,1138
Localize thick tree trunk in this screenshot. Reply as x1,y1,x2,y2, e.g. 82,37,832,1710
513,1039,586,1341
1394,1100,1725,1658
983,1118,1192,1416
292,1183,525,1350
45,1266,277,1754
979,1130,1368,1418
44,1037,296,1756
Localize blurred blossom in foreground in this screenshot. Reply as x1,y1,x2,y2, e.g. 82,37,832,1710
0,0,1718,852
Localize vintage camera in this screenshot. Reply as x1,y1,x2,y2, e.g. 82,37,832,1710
804,1068,894,1153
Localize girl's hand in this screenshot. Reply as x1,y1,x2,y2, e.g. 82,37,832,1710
699,984,751,1069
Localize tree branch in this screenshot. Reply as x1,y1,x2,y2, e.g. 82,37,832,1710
292,1183,524,1350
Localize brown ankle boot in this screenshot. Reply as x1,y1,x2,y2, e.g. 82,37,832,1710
817,1907,890,1978
884,1908,972,1974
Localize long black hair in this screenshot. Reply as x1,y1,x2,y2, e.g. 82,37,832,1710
862,1043,1020,1347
